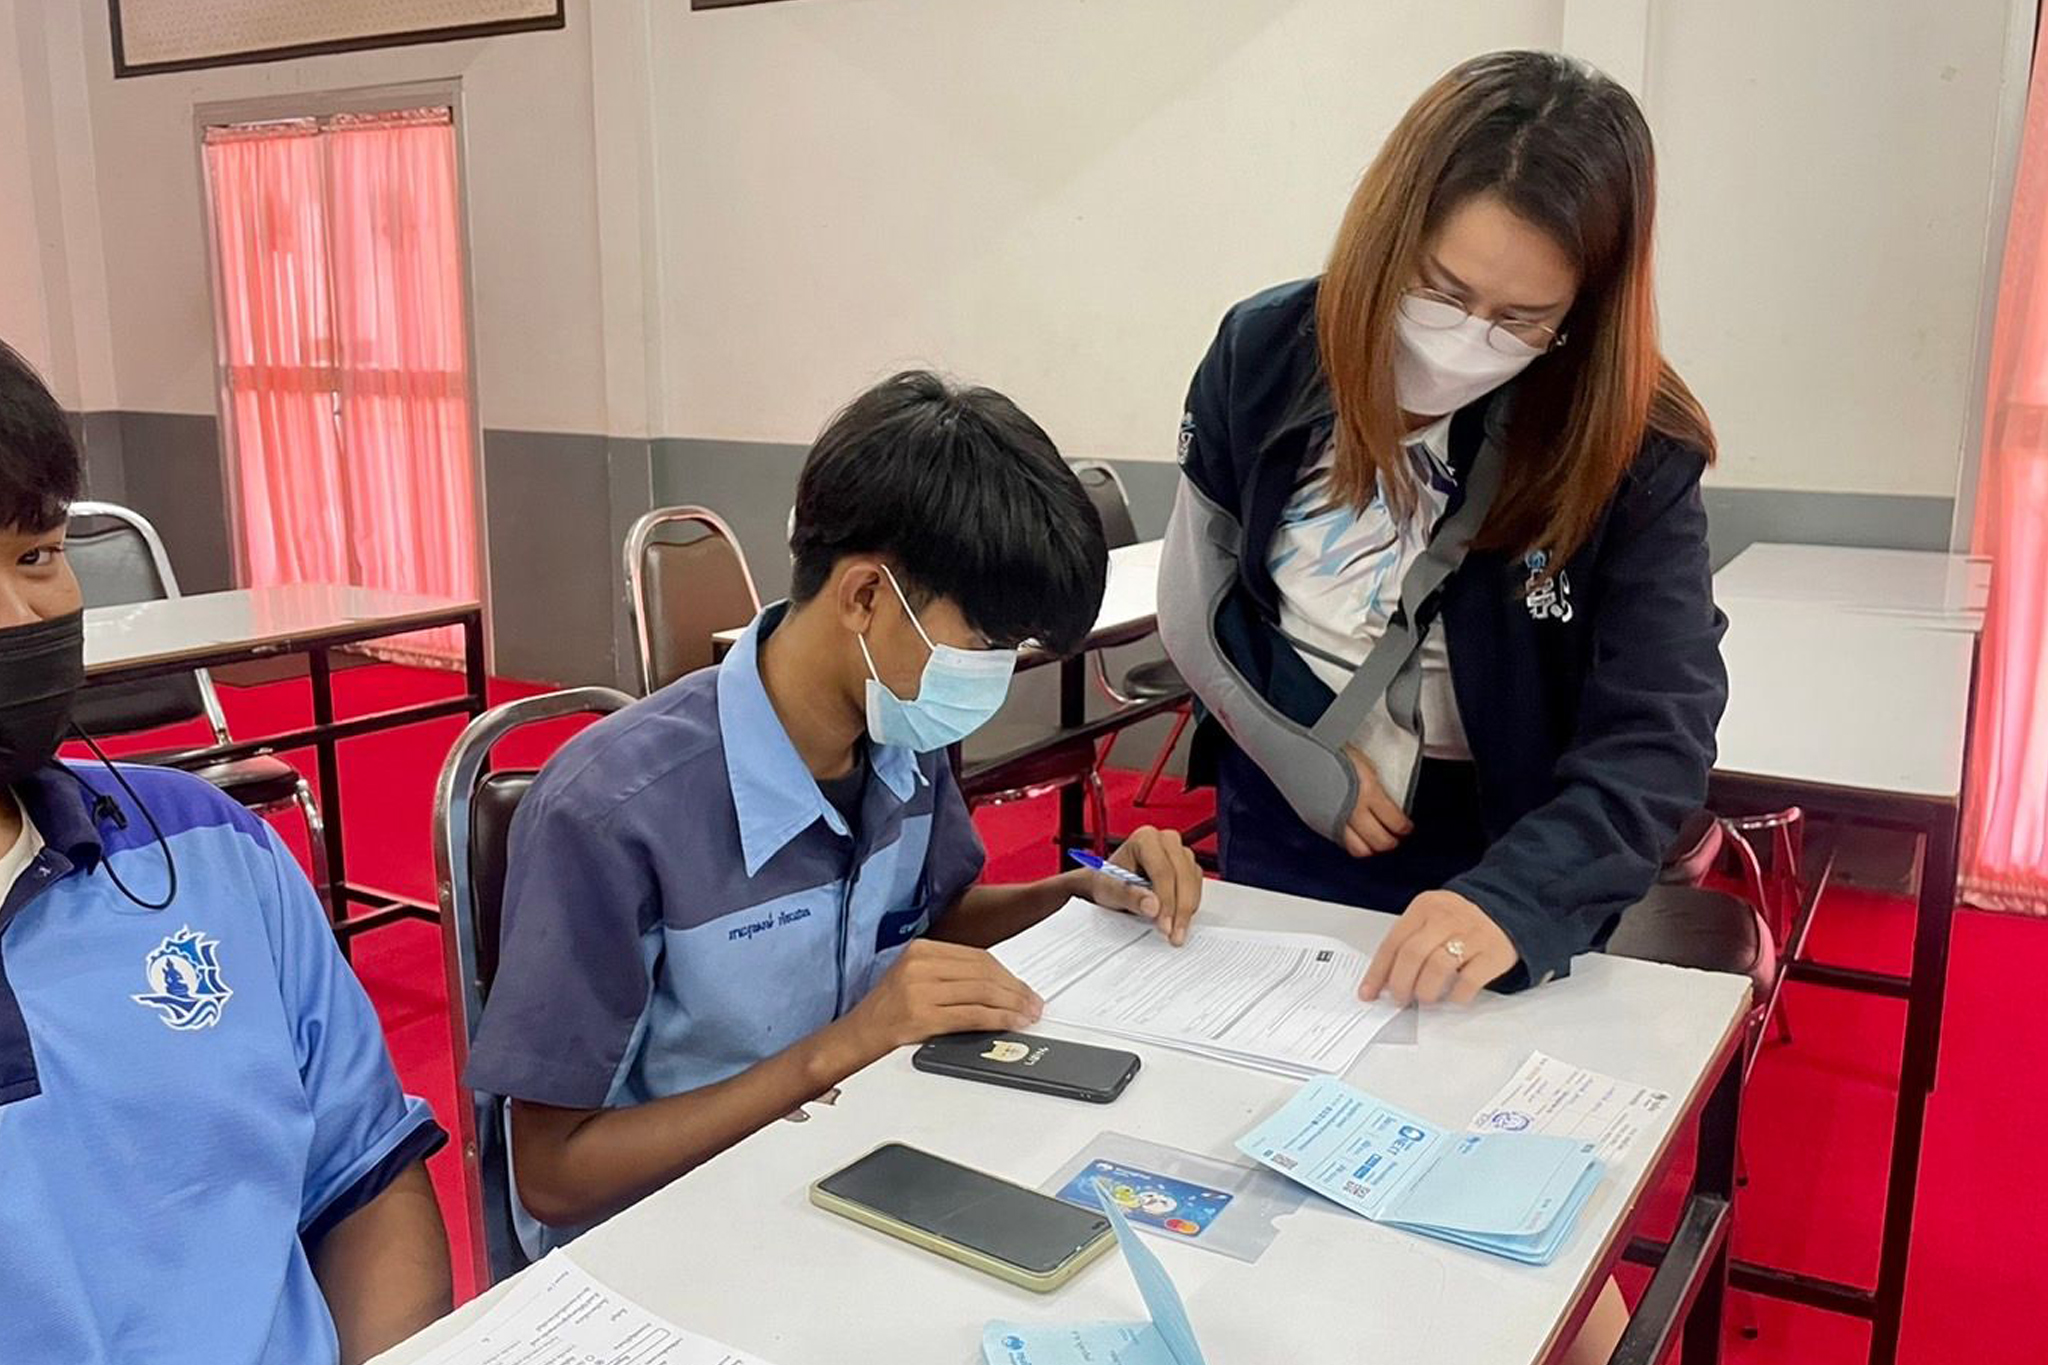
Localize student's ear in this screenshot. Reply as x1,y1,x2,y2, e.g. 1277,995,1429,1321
833,559,886,634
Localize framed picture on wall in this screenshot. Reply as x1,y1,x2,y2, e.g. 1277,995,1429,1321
109,0,567,78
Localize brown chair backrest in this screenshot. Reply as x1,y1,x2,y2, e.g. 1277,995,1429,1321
431,686,634,1290
467,770,535,999
626,507,761,694
1071,461,1140,551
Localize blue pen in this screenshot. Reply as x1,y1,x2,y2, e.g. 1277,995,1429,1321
1067,848,1153,890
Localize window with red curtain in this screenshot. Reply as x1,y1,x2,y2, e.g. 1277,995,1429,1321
202,107,479,666
1965,20,2048,916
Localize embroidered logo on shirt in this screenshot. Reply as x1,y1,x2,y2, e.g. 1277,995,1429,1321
1522,550,1575,623
131,926,233,1031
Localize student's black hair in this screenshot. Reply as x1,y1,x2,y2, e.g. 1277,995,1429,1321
0,339,81,532
790,370,1108,654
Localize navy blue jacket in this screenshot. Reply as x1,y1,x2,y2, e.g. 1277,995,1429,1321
1166,279,1728,989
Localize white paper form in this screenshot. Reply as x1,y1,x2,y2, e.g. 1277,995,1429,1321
995,903,1402,1078
389,1252,773,1365
1467,1052,1672,1164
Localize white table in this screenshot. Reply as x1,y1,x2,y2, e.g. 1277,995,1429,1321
1046,536,1164,658
378,883,1751,1365
1032,541,1167,848
1715,598,1974,800
1713,543,1989,632
85,583,484,679
83,584,486,951
1708,595,1976,1364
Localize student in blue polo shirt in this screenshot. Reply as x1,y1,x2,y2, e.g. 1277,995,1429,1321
468,370,1204,1246
0,341,452,1365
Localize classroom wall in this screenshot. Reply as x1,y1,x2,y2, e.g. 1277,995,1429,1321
0,2,119,417
0,9,55,390
4,0,2025,689
649,0,1567,459
1646,0,2017,504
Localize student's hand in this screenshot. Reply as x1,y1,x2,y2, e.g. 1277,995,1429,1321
1340,744,1413,857
841,940,1044,1058
1091,826,1204,946
1358,890,1518,1006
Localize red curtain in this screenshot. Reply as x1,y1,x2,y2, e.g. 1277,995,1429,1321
1965,23,2048,914
203,110,478,665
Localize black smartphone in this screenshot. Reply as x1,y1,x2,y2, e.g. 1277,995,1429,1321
912,1030,1141,1103
810,1142,1113,1291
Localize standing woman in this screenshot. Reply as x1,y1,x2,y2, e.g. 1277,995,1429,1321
1162,51,1726,1009
1160,50,1724,1358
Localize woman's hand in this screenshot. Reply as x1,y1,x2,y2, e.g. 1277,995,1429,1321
1340,744,1413,857
1359,890,1519,1005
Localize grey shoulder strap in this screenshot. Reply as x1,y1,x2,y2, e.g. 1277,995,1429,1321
1307,431,1506,747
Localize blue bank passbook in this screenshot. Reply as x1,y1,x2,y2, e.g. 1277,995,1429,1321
1236,1077,1604,1265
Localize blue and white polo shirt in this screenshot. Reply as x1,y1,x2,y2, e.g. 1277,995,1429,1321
0,762,445,1364
465,603,986,1240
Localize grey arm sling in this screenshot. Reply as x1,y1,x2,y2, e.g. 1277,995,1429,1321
1304,429,1507,811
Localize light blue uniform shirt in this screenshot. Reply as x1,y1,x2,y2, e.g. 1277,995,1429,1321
467,604,986,1246
0,763,444,1364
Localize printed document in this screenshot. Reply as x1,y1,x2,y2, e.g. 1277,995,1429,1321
385,1251,773,1365
1467,1051,1671,1164
993,903,1402,1078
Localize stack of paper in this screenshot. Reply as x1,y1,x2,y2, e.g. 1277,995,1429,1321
984,1178,1207,1365
993,903,1403,1079
1237,1077,1603,1265
387,1251,774,1365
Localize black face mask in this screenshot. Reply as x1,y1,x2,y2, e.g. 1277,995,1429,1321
0,608,84,788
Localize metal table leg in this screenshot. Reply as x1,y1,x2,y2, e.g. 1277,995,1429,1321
1056,653,1086,850
307,645,351,956
1611,1045,1742,1365
462,609,489,718
1867,805,1960,1365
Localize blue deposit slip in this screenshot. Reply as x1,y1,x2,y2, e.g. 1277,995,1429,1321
1236,1077,1604,1265
983,1179,1207,1365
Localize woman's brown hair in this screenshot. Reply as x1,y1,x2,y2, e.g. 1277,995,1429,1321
1316,50,1714,565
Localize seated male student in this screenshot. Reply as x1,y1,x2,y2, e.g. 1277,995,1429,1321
467,370,1204,1246
0,341,453,1365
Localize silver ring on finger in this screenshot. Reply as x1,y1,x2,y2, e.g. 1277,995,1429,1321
1442,937,1468,964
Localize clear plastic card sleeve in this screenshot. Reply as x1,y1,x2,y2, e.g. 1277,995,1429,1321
1039,1131,1307,1264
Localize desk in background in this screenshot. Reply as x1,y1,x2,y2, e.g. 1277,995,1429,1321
1702,590,1977,1365
376,881,1752,1365
1713,542,1989,632
85,584,487,951
1024,539,1165,851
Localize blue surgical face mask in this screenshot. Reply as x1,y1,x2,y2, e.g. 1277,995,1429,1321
858,566,1017,752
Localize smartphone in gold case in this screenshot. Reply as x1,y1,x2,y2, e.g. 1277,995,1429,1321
809,1142,1114,1293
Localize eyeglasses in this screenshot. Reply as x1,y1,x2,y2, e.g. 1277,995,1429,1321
1399,287,1567,356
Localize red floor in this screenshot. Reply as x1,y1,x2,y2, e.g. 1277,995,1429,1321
192,664,2045,1362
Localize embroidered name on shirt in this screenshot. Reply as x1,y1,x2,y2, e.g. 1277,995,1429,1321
728,906,814,942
